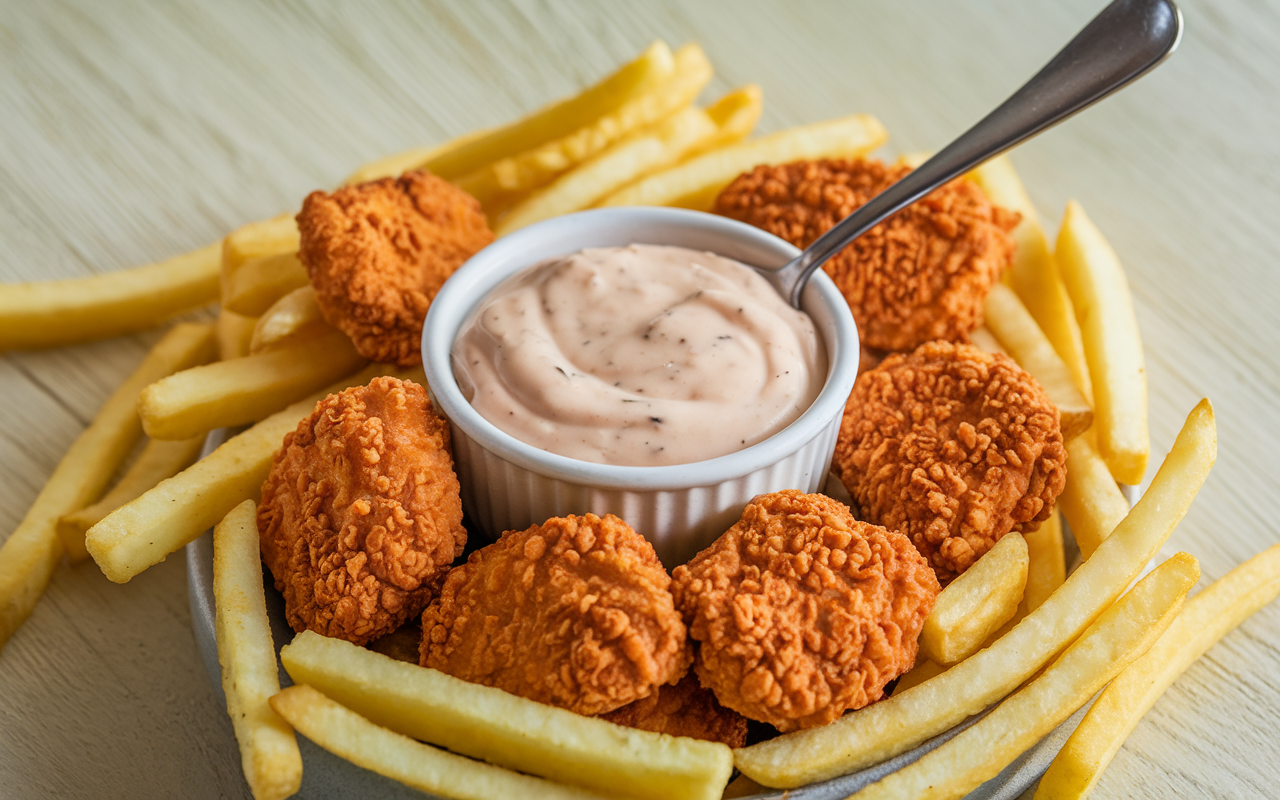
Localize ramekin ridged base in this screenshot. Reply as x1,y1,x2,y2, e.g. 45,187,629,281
448,410,841,567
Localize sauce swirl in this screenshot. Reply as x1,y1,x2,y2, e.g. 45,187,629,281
451,244,825,466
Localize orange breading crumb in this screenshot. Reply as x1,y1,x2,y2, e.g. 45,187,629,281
419,514,692,716
297,171,493,366
598,671,749,747
257,377,465,645
714,158,1019,352
671,491,939,732
836,341,1067,583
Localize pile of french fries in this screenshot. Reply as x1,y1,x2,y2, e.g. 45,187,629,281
1,39,1277,800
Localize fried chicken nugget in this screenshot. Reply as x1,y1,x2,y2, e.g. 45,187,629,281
714,158,1019,352
836,341,1067,583
598,671,748,748
297,171,494,366
258,377,466,645
419,513,692,716
671,491,939,732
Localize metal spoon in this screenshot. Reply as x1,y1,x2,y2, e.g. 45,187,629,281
765,0,1183,309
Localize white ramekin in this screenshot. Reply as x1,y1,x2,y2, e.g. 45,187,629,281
422,206,859,567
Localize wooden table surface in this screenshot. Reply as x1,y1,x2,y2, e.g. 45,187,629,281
2,1,1277,797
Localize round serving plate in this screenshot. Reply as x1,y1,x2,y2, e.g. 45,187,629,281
187,430,1096,800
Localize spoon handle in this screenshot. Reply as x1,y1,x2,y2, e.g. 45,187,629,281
776,0,1183,308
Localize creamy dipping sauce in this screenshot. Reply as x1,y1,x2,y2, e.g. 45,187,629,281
450,244,826,466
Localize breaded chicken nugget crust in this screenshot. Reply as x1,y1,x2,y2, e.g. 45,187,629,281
419,514,692,716
297,171,493,366
258,377,465,645
836,341,1067,583
714,158,1019,352
598,671,749,748
671,491,939,732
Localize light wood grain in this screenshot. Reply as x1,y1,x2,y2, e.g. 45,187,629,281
2,1,1277,798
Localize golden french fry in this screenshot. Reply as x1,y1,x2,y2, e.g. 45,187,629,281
344,125,495,185
216,308,258,361
1056,200,1149,486
967,326,1005,354
1021,511,1066,614
494,105,720,236
455,44,709,213
897,151,933,169
970,155,1092,404
222,252,310,317
249,286,327,354
85,362,398,584
852,553,1199,800
494,83,763,236
57,435,205,544
598,114,888,211
976,513,1066,647
0,323,217,649
687,84,763,154
676,83,761,159
734,399,1215,787
271,685,611,800
893,659,947,694
983,282,1093,440
0,243,220,351
424,41,676,183
1036,543,1280,800
214,500,302,800
138,327,365,440
221,214,299,288
56,323,219,564
1060,435,1130,560
920,533,1028,666
280,631,734,800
